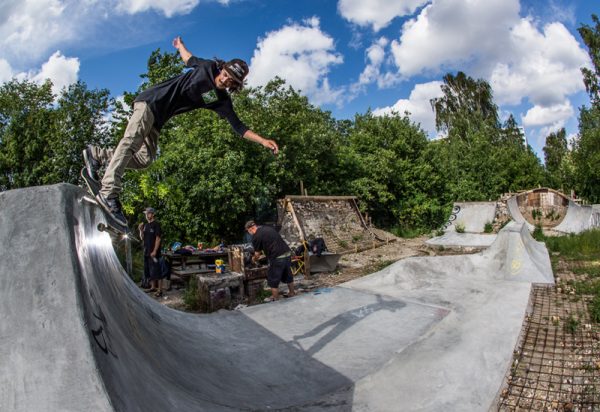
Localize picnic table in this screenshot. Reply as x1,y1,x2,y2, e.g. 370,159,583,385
164,249,229,281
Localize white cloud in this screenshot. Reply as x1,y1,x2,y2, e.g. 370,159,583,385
115,0,199,17
373,81,444,136
0,0,75,64
356,37,391,88
338,0,430,31
521,101,573,128
385,0,588,106
30,51,80,96
360,0,591,156
0,59,13,83
3,52,79,97
389,0,520,77
490,20,589,106
247,18,345,106
0,0,215,69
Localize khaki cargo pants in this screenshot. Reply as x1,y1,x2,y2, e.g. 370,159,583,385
91,102,159,198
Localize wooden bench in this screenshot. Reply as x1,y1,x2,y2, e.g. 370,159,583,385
171,267,217,283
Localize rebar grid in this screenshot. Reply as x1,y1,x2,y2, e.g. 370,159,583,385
498,286,600,411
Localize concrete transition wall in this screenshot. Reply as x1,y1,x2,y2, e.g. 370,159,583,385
0,185,354,412
507,188,600,233
442,201,497,233
553,200,600,234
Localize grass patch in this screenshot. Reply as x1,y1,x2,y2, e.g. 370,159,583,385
569,279,600,296
373,259,396,272
484,222,493,233
565,314,580,334
254,286,272,302
541,229,600,261
391,226,424,239
572,263,600,278
540,229,600,324
115,239,144,283
532,224,544,241
352,234,364,243
590,295,600,323
183,276,200,311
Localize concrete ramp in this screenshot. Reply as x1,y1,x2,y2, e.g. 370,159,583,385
425,232,497,249
483,222,554,283
553,200,600,234
343,222,553,411
507,195,534,230
1,184,447,411
427,202,497,249
443,201,497,233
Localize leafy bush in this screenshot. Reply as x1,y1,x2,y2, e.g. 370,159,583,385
183,276,200,311
533,224,544,241
590,296,600,323
455,223,465,233
484,222,493,233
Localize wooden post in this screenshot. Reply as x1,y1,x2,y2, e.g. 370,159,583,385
303,247,311,279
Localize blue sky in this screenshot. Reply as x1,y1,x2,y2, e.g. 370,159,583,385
0,0,596,159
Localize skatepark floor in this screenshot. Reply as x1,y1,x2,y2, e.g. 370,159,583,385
3,184,599,411
148,244,600,411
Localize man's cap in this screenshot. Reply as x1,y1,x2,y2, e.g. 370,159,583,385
144,207,156,214
223,59,249,84
244,220,256,230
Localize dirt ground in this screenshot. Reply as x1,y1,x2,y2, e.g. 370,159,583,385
498,258,600,411
152,234,433,310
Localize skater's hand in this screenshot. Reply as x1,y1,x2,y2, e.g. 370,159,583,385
172,36,184,49
173,36,192,64
263,139,279,155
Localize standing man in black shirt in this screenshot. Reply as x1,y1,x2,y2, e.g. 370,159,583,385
83,36,280,226
139,207,163,296
245,220,295,301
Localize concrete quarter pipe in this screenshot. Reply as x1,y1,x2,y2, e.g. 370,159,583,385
0,185,446,411
1,185,554,411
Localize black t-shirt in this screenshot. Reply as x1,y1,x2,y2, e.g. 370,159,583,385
134,56,249,136
251,226,291,261
142,220,162,257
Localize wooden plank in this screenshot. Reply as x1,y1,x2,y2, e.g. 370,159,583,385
284,195,357,201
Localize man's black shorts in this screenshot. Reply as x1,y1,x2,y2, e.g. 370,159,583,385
267,257,293,288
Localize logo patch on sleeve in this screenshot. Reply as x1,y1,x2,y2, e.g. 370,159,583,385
202,89,219,104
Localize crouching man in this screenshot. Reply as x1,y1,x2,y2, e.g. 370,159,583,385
245,220,295,301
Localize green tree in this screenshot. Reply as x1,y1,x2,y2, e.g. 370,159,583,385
0,79,110,189
543,128,568,190
0,80,55,190
572,14,600,202
338,111,438,229
427,73,543,209
430,71,499,136
578,14,600,107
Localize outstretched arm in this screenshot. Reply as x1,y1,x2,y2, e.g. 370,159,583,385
243,130,279,155
172,36,192,64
